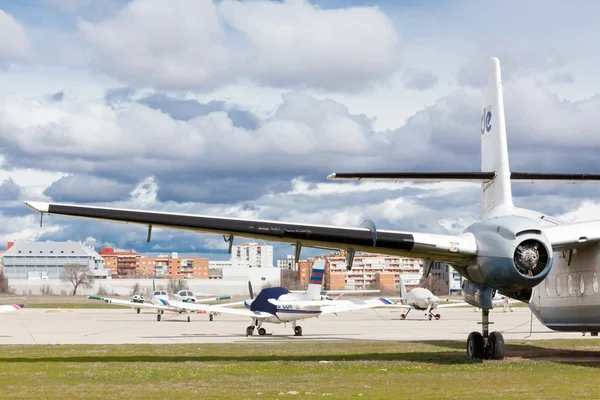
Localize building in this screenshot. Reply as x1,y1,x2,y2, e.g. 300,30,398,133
449,265,463,295
139,253,209,279
2,241,109,279
276,255,297,271
100,247,141,278
299,252,423,292
208,260,234,269
231,243,273,268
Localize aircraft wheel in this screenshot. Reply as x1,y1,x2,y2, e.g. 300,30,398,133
466,331,484,359
400,314,406,320
435,314,441,320
187,316,191,323
157,314,161,322
246,326,254,336
258,328,266,336
488,331,505,360
294,326,303,336
136,308,140,314
209,313,214,322
428,314,432,321
160,310,164,314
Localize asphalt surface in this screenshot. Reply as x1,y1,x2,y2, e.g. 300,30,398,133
0,306,592,345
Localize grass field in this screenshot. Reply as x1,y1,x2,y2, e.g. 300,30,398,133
0,340,599,399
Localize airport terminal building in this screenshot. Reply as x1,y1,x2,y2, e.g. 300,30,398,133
1,241,109,279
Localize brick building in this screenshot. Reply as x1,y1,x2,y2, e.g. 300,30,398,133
99,247,141,278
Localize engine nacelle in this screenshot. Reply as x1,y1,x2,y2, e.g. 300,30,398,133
461,216,553,295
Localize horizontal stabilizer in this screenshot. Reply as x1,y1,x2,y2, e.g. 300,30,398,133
327,172,496,182
327,172,600,183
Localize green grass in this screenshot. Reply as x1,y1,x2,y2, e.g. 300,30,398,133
0,341,599,399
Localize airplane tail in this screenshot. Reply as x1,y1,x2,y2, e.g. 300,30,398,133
398,276,408,305
306,260,326,300
480,57,513,218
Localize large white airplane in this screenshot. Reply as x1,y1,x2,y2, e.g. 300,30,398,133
0,304,25,313
90,290,231,322
24,57,600,359
158,260,393,336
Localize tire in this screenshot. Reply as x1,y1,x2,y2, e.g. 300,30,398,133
136,308,140,314
246,326,254,336
401,314,406,320
428,315,432,320
467,331,484,359
187,316,191,323
294,326,303,336
209,314,214,322
258,327,266,336
157,314,161,322
435,314,441,320
488,331,505,360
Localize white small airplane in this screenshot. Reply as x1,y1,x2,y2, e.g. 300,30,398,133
0,304,25,313
89,290,231,322
160,260,393,336
389,277,466,320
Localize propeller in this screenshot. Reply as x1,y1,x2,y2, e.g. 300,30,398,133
248,281,254,300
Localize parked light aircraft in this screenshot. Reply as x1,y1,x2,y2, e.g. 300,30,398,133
24,57,600,359
159,260,392,336
0,304,25,313
390,277,464,320
90,290,231,322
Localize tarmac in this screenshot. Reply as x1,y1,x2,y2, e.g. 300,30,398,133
0,306,593,345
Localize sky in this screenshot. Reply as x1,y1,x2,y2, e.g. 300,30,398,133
1,0,600,261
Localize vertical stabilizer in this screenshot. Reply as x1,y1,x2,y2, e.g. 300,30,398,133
306,260,326,300
481,57,514,217
398,276,408,305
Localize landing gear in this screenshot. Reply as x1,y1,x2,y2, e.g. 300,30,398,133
434,313,441,320
467,309,504,360
187,315,191,323
209,313,214,322
294,326,303,336
258,327,267,336
426,312,441,320
157,313,161,322
400,309,411,320
246,326,255,336
136,308,140,314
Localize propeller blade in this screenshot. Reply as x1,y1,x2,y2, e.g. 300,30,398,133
248,281,254,300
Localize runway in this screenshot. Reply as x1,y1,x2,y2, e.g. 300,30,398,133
0,306,594,345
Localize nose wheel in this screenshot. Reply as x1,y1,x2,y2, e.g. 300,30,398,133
467,309,504,360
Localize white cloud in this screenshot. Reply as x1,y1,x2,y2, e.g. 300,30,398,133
220,0,400,90
78,0,235,90
76,0,400,91
0,10,31,67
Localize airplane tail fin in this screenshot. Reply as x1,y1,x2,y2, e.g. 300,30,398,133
398,276,408,305
480,57,513,217
306,260,326,300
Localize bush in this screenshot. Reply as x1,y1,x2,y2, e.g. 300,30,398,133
96,286,109,296
40,285,53,296
130,283,141,296
0,270,10,293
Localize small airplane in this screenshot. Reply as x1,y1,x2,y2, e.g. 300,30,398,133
90,289,231,322
162,260,393,336
389,277,465,320
0,304,25,313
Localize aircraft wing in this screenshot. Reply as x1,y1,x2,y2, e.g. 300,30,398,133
319,298,394,314
24,202,478,264
0,304,25,313
89,296,173,311
542,220,600,250
195,296,232,303
165,300,273,319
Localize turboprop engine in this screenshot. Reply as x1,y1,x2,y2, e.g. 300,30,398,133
457,216,553,308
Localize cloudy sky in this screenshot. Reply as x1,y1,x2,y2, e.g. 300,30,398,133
1,0,600,261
